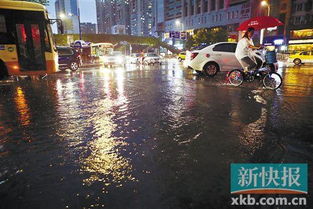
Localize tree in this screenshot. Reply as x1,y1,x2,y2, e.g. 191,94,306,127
186,27,228,50
19,0,49,5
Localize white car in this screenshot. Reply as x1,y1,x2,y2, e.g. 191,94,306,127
189,42,242,76
101,51,126,67
144,53,162,65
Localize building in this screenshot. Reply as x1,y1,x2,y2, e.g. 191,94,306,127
165,0,182,21
165,0,251,33
261,0,313,52
95,0,131,34
130,0,153,36
287,0,313,52
154,0,253,48
80,22,97,34
55,0,80,34
152,0,165,36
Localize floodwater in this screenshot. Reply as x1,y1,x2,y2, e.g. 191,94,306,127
0,61,312,209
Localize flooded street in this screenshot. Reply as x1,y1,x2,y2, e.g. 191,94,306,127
0,61,312,209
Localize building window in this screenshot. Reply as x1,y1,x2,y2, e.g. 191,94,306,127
197,0,201,14
203,0,208,13
296,3,303,11
211,0,216,11
295,16,301,24
281,3,287,10
219,0,224,10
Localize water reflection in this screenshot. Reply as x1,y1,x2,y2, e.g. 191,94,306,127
53,73,135,186
0,63,312,208
85,69,134,185
282,66,313,96
14,87,31,126
81,101,134,187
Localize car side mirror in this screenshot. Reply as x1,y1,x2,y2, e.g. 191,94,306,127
48,19,64,34
58,22,64,34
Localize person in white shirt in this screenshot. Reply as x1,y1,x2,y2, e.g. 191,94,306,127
235,27,262,72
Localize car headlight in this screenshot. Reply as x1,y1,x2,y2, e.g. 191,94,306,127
100,56,108,62
115,56,123,62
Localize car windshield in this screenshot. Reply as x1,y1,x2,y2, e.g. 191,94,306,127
57,47,73,55
147,54,158,57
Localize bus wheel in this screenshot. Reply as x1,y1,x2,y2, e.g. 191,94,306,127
0,61,9,80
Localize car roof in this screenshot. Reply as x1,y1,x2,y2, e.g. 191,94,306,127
198,42,237,51
209,42,237,47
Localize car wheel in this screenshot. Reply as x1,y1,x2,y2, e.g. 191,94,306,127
178,57,182,62
70,62,79,71
203,62,219,77
293,58,301,66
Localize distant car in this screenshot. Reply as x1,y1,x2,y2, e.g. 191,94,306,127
57,46,81,71
177,52,186,62
144,53,162,65
71,40,90,48
189,42,241,76
128,53,141,64
288,51,313,65
101,51,126,67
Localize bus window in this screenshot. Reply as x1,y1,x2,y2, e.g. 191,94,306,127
44,25,52,52
0,15,6,32
31,24,45,67
0,14,14,44
15,22,46,71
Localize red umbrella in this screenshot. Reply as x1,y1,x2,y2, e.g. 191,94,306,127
237,16,284,31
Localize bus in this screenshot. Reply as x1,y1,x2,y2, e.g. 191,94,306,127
0,0,58,79
90,43,114,63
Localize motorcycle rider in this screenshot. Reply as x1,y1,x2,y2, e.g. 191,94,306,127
235,27,263,73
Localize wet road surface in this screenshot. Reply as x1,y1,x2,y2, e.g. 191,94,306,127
0,60,313,209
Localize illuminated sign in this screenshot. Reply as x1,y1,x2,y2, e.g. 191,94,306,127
273,39,284,45
289,39,313,44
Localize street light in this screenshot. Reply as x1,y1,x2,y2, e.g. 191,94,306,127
260,1,271,44
59,13,65,19
59,12,82,40
261,0,270,16
77,8,82,40
175,19,184,32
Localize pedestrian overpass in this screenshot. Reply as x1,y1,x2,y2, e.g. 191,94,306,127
54,34,181,54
